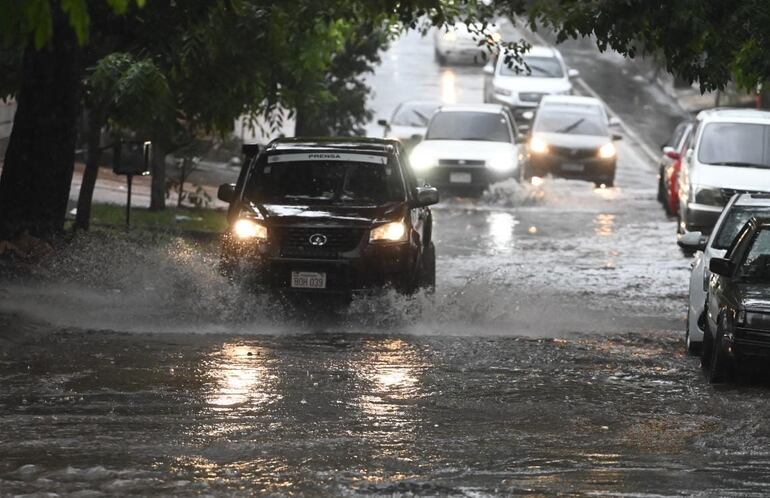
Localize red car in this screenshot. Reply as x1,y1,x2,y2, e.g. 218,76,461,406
657,120,694,216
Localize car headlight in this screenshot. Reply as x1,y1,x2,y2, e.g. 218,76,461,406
488,155,516,172
494,86,512,96
410,148,436,172
693,185,724,206
233,219,267,240
370,220,407,243
529,136,549,154
598,143,616,159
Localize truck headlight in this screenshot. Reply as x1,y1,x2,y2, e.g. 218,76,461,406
693,185,723,206
233,219,267,240
370,220,407,243
529,136,549,154
598,143,616,159
488,155,516,172
410,149,436,172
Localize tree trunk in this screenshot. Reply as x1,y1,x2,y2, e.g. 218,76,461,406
0,9,81,239
149,137,166,211
74,111,105,231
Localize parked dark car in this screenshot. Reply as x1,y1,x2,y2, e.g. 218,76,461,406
704,216,770,382
217,137,439,297
521,95,621,187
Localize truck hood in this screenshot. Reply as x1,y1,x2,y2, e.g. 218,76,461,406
243,202,406,227
412,139,518,162
693,164,770,191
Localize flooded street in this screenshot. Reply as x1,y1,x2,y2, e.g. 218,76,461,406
3,22,770,498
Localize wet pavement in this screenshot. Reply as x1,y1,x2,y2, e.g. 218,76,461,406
3,20,770,498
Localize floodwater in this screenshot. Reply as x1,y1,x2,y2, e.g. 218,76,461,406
3,20,770,498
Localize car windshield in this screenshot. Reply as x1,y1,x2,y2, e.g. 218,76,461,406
698,122,770,168
425,111,511,142
534,106,607,136
499,55,564,78
391,103,439,127
738,229,770,281
714,207,770,250
246,157,405,206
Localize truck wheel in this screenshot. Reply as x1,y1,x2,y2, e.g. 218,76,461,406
418,242,436,292
708,325,733,384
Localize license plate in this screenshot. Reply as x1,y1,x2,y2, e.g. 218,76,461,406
561,163,585,172
291,271,326,289
450,172,472,183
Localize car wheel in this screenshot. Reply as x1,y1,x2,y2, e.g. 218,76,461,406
708,324,733,384
657,168,666,204
685,312,703,356
418,242,436,293
701,325,713,369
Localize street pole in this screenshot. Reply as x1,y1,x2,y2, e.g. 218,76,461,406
126,173,133,231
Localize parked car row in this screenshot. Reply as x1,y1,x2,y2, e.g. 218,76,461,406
669,109,770,383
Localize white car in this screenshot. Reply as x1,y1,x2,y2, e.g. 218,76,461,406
376,101,441,150
483,45,578,120
409,104,520,196
678,108,770,235
434,22,500,65
678,193,770,353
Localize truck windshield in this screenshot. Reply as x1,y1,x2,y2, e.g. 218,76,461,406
246,157,405,206
699,123,770,168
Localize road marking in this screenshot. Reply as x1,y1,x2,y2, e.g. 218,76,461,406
513,20,660,165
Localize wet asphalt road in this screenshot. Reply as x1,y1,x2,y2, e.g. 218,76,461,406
3,22,770,497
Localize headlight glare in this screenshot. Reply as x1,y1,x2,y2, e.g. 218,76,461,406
598,142,617,159
529,136,549,154
233,219,267,240
370,220,407,243
410,149,435,172
488,155,515,172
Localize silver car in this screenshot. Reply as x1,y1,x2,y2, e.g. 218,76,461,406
678,193,770,353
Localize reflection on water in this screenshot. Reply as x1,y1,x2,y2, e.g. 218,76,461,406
487,211,516,254
355,338,425,426
206,343,276,409
594,213,616,236
441,69,457,104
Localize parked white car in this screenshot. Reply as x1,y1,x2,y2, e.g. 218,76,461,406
433,22,500,65
678,108,770,235
483,45,578,120
678,193,770,353
408,104,520,196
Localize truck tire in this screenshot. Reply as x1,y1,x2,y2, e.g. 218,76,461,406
418,242,436,292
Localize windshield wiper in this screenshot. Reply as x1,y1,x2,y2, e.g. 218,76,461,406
707,161,770,168
554,118,585,134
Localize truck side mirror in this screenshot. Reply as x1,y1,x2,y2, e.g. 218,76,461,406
414,186,439,207
709,257,734,277
218,183,236,203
